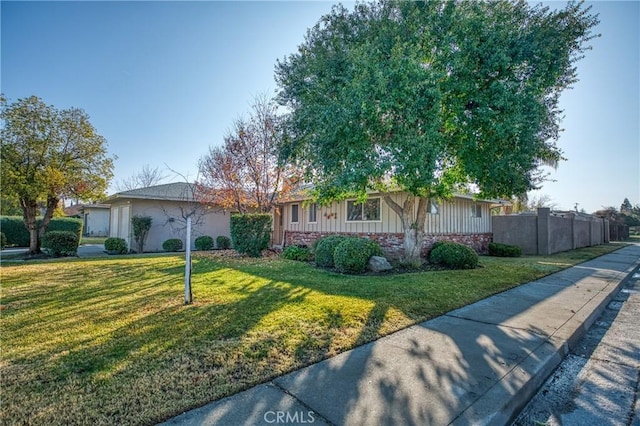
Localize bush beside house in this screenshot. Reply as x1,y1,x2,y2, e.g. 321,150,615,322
430,241,479,269
216,235,231,249
105,237,128,254
195,235,214,251
162,239,183,252
230,214,271,257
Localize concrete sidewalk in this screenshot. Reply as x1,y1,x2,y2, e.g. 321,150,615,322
160,244,640,426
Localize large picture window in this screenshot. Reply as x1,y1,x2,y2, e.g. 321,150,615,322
346,198,381,222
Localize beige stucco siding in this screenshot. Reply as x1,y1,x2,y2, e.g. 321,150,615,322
83,207,110,237
109,199,231,252
281,192,492,235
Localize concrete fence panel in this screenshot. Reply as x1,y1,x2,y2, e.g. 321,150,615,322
493,208,609,255
491,214,538,255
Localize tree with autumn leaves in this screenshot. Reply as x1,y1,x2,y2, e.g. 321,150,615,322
198,95,301,214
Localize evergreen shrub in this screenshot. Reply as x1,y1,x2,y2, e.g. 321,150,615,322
42,231,79,257
105,237,128,254
195,235,215,251
488,242,522,257
230,214,271,257
162,238,183,252
314,235,348,268
429,241,478,269
216,235,231,249
281,245,312,261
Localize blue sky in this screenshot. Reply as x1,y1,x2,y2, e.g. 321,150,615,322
2,1,638,213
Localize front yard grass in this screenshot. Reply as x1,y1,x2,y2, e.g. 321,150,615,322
0,243,624,425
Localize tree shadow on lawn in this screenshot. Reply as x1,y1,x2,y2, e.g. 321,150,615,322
202,246,640,426
3,257,321,425
5,246,638,425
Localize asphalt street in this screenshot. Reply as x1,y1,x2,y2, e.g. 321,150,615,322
513,268,640,425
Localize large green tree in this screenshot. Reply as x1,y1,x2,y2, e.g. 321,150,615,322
275,0,598,262
1,96,114,254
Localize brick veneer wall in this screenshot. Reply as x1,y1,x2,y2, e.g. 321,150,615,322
284,231,492,258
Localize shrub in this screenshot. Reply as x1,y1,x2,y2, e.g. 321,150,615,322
334,237,380,274
195,235,214,251
281,245,312,262
429,241,478,269
1,216,29,246
104,237,128,254
131,216,152,253
230,214,271,257
162,238,183,252
0,216,83,246
41,231,79,257
1,231,7,250
488,242,522,257
46,217,83,243
216,235,231,249
365,239,384,257
314,235,348,268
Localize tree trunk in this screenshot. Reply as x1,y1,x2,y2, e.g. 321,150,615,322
21,199,40,255
383,194,429,264
21,196,59,255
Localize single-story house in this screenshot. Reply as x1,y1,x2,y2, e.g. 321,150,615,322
64,203,111,237
274,190,507,258
105,182,231,252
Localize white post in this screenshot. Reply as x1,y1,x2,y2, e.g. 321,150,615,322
184,215,192,304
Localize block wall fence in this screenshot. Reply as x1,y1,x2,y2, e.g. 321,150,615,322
492,208,609,255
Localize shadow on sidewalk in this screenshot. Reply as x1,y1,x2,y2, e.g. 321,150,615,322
177,245,640,426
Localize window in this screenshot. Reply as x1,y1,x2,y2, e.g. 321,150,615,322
471,204,482,218
346,198,381,221
429,199,439,215
308,203,317,223
291,204,299,223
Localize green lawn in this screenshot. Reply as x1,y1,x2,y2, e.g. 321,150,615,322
80,236,108,245
0,244,624,425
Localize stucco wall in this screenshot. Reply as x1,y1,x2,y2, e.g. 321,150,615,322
84,208,110,237
549,215,573,253
493,209,608,255
491,214,538,255
109,199,230,252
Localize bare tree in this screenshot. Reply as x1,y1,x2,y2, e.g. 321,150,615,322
198,94,301,213
116,164,168,191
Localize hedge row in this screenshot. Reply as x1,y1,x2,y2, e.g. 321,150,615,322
1,216,83,247
230,214,271,257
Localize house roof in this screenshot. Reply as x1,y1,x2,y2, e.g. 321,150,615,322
106,182,202,203
64,203,110,216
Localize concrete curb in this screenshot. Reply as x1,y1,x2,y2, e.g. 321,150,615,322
453,250,640,425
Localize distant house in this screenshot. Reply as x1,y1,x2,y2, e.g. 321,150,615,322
64,203,111,237
105,182,231,252
275,190,505,258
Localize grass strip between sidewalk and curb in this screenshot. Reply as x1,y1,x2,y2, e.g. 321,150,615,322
0,243,626,425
